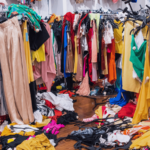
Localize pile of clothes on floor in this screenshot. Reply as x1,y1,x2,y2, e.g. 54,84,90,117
0,92,78,150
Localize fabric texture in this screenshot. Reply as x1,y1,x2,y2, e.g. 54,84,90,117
16,133,55,150
132,27,150,124
118,102,136,119
32,44,46,62
76,72,90,96
34,23,56,92
0,17,34,124
130,34,147,82
37,92,74,112
8,4,41,31
29,22,49,51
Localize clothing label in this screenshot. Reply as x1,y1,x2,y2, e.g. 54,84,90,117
26,32,28,41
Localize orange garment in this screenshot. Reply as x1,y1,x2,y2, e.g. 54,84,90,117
48,14,61,26
107,39,117,84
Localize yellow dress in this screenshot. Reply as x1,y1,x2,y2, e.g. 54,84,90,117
114,20,123,54
122,21,148,93
21,21,34,83
132,27,150,124
74,36,78,74
32,44,46,62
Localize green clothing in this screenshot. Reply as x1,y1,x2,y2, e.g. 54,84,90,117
8,4,41,31
130,34,147,81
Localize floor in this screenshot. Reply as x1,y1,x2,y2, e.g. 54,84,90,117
56,95,110,150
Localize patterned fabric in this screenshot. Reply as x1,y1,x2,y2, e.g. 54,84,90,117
8,4,41,31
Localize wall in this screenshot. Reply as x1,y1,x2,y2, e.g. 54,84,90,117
7,0,147,18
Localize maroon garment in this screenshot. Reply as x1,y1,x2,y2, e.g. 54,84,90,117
62,12,75,54
118,103,136,119
87,28,93,82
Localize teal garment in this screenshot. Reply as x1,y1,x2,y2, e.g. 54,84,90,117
130,34,147,81
8,4,41,30
116,68,121,90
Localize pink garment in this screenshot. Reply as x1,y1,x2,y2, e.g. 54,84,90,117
42,120,65,135
112,0,118,3
34,23,56,92
92,21,97,63
83,55,87,77
107,42,112,53
76,72,90,96
83,114,99,122
92,63,97,81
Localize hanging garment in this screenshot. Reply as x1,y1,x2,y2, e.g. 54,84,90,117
21,21,34,83
89,13,100,50
29,22,50,51
130,34,147,82
65,31,74,73
122,21,143,93
132,28,150,124
87,28,93,82
8,4,41,31
48,14,61,27
34,23,56,92
76,72,90,96
74,36,78,74
51,20,62,53
102,47,108,75
0,17,34,124
21,21,37,112
107,39,117,84
103,21,114,45
92,20,98,63
32,44,46,62
0,65,7,116
63,25,72,78
54,38,63,77
114,20,123,54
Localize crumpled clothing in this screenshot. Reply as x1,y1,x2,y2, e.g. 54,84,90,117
107,130,130,146
34,110,42,123
16,133,55,150
130,130,150,149
42,120,65,135
37,92,74,111
71,128,94,138
118,102,136,119
7,125,39,133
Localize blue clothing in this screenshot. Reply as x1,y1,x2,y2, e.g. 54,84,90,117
109,76,130,107
131,0,137,2
64,25,71,78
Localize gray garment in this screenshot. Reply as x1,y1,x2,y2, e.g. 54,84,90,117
0,65,7,116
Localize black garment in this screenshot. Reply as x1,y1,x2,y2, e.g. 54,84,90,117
57,110,78,125
115,53,121,61
29,22,50,51
0,135,29,150
66,75,73,90
29,81,37,112
51,20,62,53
